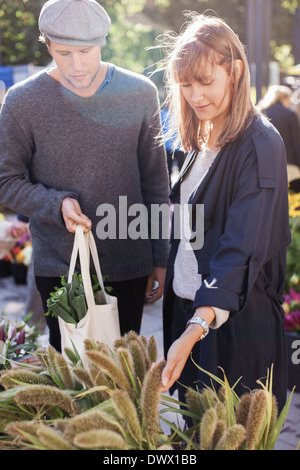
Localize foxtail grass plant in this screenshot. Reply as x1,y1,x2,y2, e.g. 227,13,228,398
0,332,170,450
0,332,295,450
161,362,295,450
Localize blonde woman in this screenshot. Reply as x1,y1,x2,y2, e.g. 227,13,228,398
160,14,291,413
258,85,300,173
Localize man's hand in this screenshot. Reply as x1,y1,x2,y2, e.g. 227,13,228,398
145,266,166,304
61,197,92,233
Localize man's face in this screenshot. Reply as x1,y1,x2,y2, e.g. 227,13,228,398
48,41,102,96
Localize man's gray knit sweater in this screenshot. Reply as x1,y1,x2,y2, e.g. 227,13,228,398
0,65,170,281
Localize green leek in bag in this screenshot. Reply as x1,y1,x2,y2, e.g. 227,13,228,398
67,274,87,321
46,271,111,326
46,272,88,325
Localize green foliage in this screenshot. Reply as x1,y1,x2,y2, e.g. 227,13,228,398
161,364,295,450
0,0,49,65
286,217,300,292
0,333,295,450
0,0,297,75
99,0,162,75
0,332,172,450
281,0,300,15
285,190,300,292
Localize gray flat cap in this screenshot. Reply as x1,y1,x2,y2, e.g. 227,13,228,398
39,0,111,46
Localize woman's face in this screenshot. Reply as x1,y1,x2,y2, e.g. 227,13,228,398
179,59,233,132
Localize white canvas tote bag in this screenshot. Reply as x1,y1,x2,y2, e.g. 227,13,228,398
58,225,120,367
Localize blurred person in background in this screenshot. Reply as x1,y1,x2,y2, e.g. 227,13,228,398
258,85,300,181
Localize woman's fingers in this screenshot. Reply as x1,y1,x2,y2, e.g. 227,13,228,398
160,338,190,392
161,360,180,392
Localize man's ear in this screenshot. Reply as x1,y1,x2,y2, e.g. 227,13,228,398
45,39,52,57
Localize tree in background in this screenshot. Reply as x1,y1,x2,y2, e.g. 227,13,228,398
0,0,162,73
0,0,298,75
0,0,48,65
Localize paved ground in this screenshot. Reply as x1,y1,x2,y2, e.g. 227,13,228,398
0,272,299,450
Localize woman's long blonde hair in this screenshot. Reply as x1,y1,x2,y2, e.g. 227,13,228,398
257,85,292,112
160,13,258,153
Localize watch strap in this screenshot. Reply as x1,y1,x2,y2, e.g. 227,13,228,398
186,316,209,341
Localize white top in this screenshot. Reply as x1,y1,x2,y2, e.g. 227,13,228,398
173,147,229,329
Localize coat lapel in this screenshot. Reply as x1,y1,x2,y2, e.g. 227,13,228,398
169,150,197,204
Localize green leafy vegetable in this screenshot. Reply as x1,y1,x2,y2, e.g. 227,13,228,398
46,272,93,325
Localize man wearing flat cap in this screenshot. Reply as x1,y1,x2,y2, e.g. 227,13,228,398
0,0,169,351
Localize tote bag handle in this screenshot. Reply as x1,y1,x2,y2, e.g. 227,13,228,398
68,225,110,307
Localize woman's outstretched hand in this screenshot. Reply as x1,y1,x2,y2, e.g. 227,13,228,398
160,307,215,392
160,335,193,393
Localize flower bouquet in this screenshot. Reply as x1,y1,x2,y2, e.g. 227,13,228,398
282,190,300,389
283,289,300,390
0,213,17,260
3,231,32,284
282,289,300,334
285,191,300,293
4,231,32,266
0,313,42,370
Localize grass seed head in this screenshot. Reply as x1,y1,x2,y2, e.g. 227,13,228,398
215,424,246,450
199,407,218,450
246,390,268,450
74,429,127,450
14,385,79,416
129,340,146,384
86,350,132,394
37,426,76,450
141,359,166,446
73,367,94,389
116,347,135,385
185,387,204,424
5,421,42,442
147,335,158,364
200,388,216,411
63,410,121,442
235,393,252,427
211,420,226,450
54,353,75,389
111,389,142,444
0,369,53,389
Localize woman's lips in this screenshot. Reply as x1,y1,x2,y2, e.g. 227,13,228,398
194,104,210,111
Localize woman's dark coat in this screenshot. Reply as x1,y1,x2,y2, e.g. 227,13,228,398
163,115,291,411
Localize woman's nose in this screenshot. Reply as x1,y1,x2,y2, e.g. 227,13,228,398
191,85,205,103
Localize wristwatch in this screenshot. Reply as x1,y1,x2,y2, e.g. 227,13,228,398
186,316,209,341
